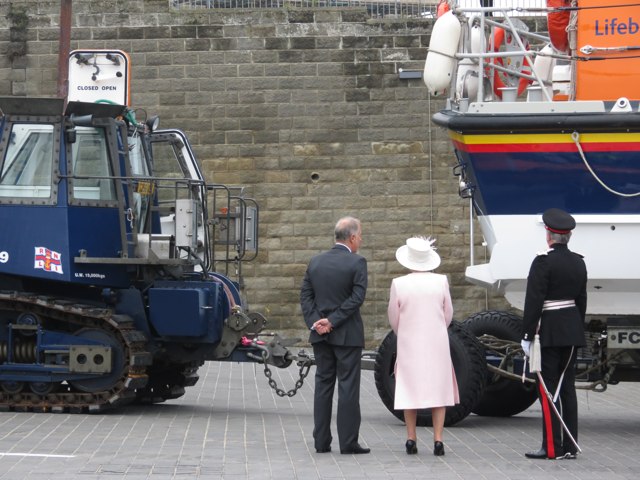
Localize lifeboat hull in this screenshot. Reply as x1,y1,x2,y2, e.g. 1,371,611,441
433,105,640,314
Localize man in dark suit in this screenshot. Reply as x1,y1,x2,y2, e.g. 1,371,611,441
521,208,587,460
300,216,369,455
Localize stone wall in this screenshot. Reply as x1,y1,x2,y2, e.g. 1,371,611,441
0,0,523,346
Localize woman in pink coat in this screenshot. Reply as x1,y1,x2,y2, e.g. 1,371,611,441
387,237,459,456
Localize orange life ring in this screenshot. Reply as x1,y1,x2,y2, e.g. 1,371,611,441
490,27,533,99
547,0,571,53
436,0,450,18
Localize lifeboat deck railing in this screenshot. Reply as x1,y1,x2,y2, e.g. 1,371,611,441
454,12,557,104
171,0,548,19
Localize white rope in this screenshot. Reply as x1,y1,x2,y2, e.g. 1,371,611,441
553,345,574,403
572,131,640,197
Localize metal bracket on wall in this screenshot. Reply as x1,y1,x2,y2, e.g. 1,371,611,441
398,69,423,79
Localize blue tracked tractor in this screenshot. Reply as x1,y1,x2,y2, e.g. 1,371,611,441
0,94,308,412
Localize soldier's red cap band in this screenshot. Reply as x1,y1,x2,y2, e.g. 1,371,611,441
545,225,571,234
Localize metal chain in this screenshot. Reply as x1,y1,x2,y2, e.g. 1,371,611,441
260,350,312,398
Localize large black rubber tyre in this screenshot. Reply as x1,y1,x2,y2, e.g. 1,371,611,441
373,321,487,427
462,310,538,417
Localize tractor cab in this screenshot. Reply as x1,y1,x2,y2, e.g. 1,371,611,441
0,95,256,296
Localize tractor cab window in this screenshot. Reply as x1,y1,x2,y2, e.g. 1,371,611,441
128,133,152,233
0,123,54,199
149,130,207,257
150,137,196,206
71,127,117,202
149,132,205,224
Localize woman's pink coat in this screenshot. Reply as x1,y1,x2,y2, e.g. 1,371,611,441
387,272,460,410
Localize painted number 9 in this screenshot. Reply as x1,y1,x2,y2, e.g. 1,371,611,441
0,251,9,263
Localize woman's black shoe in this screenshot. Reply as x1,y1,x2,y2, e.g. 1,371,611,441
405,439,417,455
434,441,445,456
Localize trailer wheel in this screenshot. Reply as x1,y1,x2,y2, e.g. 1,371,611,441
373,321,486,427
463,310,537,417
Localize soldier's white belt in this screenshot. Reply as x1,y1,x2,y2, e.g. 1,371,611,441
542,300,576,311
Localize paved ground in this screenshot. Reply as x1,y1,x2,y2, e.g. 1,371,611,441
0,358,639,479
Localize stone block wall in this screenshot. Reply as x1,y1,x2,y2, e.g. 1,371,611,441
1,0,525,346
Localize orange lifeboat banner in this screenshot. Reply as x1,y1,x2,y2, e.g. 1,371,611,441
576,0,640,101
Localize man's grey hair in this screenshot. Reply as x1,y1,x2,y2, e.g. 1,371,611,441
335,216,360,241
548,231,572,244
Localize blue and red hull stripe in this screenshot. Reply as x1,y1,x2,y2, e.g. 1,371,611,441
447,131,640,216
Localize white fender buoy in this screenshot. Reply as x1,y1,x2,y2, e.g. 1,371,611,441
527,44,555,102
423,10,462,96
469,17,484,55
531,44,555,84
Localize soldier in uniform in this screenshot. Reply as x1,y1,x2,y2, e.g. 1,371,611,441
521,208,587,460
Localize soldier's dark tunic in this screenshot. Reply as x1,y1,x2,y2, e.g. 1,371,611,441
521,243,587,459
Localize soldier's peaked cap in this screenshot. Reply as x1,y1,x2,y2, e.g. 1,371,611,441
543,208,576,234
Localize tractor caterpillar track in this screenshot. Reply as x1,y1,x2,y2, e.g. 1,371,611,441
0,290,151,413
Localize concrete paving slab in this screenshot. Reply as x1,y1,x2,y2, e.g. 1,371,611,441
0,361,639,479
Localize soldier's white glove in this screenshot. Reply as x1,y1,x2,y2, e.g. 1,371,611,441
521,340,531,356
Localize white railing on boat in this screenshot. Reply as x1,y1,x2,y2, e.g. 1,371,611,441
456,0,547,16
424,3,568,106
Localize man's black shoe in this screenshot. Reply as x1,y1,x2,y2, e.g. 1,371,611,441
524,448,549,459
340,444,370,454
315,447,331,453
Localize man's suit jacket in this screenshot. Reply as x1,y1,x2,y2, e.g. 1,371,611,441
300,244,367,347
